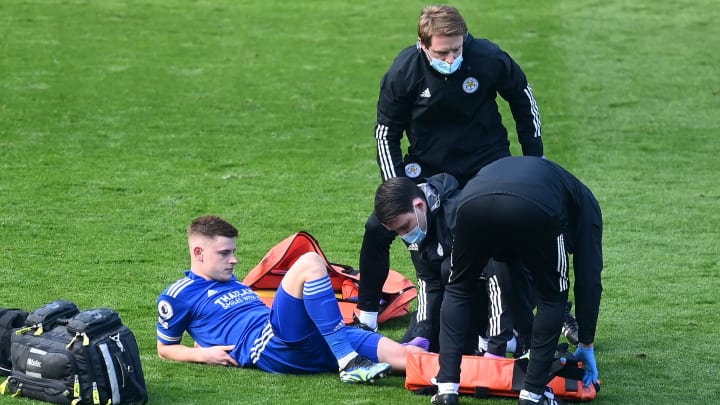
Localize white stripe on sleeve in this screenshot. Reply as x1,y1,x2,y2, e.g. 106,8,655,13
524,84,542,138
375,124,397,179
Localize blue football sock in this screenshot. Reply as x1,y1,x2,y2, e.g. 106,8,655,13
303,275,356,363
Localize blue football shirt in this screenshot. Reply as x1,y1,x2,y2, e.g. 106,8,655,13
156,271,270,367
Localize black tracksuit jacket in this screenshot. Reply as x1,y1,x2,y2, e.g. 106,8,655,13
436,157,603,390
456,156,604,344
405,174,460,343
405,174,523,355
374,32,543,185
360,33,543,314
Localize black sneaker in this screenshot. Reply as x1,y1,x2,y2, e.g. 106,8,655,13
513,335,530,359
561,301,579,346
431,393,459,405
339,355,390,384
350,313,378,332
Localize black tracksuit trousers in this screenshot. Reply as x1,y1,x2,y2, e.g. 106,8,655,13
437,193,570,395
358,211,533,354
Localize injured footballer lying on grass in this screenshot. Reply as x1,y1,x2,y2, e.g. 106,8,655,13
156,215,426,384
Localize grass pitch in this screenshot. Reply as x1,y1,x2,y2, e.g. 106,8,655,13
1,0,718,404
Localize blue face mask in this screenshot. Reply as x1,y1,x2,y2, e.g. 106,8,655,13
401,207,427,244
424,50,463,75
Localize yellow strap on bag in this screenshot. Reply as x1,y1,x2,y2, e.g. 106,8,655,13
67,334,79,349
74,374,81,398
14,325,34,335
92,381,100,404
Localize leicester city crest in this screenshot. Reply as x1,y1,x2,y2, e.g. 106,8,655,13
462,77,479,94
405,162,421,178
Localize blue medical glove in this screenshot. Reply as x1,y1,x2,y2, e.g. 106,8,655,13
574,345,598,387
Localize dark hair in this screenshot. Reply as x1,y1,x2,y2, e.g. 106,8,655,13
188,216,238,239
374,177,425,225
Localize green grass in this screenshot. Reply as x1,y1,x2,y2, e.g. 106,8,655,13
1,0,719,404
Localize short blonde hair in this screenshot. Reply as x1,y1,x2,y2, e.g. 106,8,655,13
417,5,468,47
